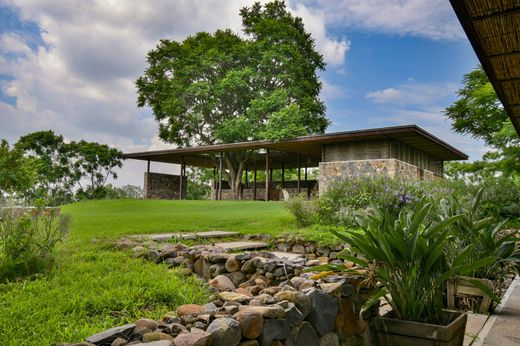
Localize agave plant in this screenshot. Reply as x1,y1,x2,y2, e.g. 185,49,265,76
328,199,495,324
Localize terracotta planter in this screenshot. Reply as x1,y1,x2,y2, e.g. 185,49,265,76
373,311,467,346
447,276,494,313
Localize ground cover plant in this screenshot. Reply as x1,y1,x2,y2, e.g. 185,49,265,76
0,199,295,345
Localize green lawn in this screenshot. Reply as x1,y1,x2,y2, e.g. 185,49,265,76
0,199,296,346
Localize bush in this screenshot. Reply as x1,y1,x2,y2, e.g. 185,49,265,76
285,194,318,227
312,176,469,227
0,208,70,281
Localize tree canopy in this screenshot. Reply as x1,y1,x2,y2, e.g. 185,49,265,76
136,0,329,196
444,65,520,178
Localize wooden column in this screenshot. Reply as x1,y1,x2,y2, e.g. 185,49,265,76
179,157,185,200
305,165,310,199
245,166,249,189
281,162,285,188
265,149,270,201
253,160,257,200
218,152,223,200
297,154,301,194
147,160,150,173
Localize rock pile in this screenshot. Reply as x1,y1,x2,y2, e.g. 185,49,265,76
69,272,373,346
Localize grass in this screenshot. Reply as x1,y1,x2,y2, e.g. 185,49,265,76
0,199,297,345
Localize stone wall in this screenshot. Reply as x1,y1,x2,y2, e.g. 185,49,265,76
319,158,438,194
144,172,187,200
81,238,376,346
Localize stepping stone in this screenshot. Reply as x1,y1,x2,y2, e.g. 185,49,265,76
134,231,239,242
214,241,268,251
271,251,303,260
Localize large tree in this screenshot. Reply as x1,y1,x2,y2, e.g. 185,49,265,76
444,65,520,178
0,139,37,197
136,0,329,197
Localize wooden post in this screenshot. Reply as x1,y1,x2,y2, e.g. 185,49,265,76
265,149,270,201
297,154,301,194
281,162,285,188
245,166,249,189
219,152,223,200
305,165,310,199
253,160,257,200
147,160,150,173
179,157,185,200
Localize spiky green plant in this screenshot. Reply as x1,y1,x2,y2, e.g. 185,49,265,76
329,199,495,324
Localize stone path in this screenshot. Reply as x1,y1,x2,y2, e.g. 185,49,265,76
213,241,268,251
476,276,520,345
135,230,240,241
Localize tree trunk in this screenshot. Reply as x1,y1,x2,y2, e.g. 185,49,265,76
224,152,249,200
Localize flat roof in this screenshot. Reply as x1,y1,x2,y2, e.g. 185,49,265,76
123,125,468,169
451,1,520,135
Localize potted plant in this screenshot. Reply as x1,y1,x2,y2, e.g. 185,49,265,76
330,199,495,346
439,190,519,312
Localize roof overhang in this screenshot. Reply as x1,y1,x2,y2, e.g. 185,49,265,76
451,1,520,135
123,125,468,168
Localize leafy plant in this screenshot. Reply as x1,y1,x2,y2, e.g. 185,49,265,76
0,208,70,282
438,189,520,283
285,194,318,227
328,200,495,324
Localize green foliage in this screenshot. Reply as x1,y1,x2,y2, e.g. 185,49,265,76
186,168,212,200
12,131,123,204
301,177,468,227
285,193,318,227
437,190,520,282
0,199,293,345
0,209,70,282
0,140,37,196
136,0,329,194
444,66,519,176
332,201,495,324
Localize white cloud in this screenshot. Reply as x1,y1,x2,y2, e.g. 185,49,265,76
313,0,465,41
366,82,458,105
0,0,349,187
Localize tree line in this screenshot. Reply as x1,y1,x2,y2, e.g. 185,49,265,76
0,130,123,205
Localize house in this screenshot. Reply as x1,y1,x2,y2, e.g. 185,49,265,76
123,125,467,200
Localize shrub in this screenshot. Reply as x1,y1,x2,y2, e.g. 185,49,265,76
0,208,70,281
312,176,469,227
285,194,318,227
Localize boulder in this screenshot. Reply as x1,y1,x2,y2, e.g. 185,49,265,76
237,305,286,319
110,338,127,346
209,253,229,263
134,318,158,331
284,303,304,328
273,291,311,318
174,328,212,346
169,323,188,335
219,291,251,303
206,318,241,346
292,244,305,254
319,333,339,346
305,288,338,336
148,249,161,262
241,259,256,274
234,310,264,339
225,256,242,272
209,275,236,291
142,332,175,343
159,246,177,259
209,263,227,277
132,341,173,346
86,323,135,345
235,287,254,298
177,304,205,317
259,319,290,346
291,322,319,346
228,271,247,287
239,340,259,346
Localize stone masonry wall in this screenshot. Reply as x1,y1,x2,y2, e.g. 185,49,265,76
144,172,187,200
319,158,437,194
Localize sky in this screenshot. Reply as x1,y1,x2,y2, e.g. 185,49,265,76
0,0,483,187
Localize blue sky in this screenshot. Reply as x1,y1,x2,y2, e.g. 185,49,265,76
0,0,483,186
